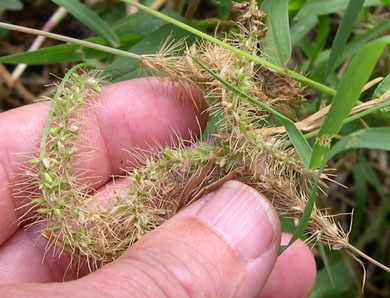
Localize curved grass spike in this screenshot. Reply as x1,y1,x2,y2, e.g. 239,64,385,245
38,63,95,170
189,54,312,168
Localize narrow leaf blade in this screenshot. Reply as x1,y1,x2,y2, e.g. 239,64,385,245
297,0,381,18
308,15,329,71
51,0,119,47
0,0,23,10
261,0,291,67
318,243,335,288
351,163,367,238
374,73,390,98
309,40,387,168
324,0,365,80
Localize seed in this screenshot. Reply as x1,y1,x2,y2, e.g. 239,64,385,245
36,208,48,215
57,141,66,154
54,208,62,218
29,157,40,165
219,157,226,167
49,192,57,202
31,197,44,205
43,173,53,184
42,157,51,169
71,73,81,81
68,125,80,133
87,77,97,85
134,169,141,182
332,244,343,250
163,148,173,160
91,84,101,94
49,127,60,135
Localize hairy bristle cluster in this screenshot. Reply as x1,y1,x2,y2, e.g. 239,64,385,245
141,24,348,251
23,69,109,269
21,5,356,272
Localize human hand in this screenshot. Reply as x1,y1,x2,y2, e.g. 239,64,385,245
0,78,316,297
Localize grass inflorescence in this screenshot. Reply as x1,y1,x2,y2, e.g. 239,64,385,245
18,1,389,278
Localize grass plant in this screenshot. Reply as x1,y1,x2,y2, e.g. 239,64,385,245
0,0,389,295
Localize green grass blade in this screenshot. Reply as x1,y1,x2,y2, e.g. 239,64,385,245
308,15,329,71
359,155,390,212
374,73,390,98
0,0,23,10
290,16,317,46
324,0,365,81
328,127,390,153
309,40,387,168
351,163,367,239
284,177,318,251
288,0,307,10
51,0,119,47
297,0,381,18
301,20,390,73
0,34,141,64
261,0,291,67
288,0,308,21
318,243,335,288
189,55,312,167
311,261,355,297
355,200,388,250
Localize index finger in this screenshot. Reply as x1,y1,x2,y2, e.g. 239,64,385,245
0,77,207,245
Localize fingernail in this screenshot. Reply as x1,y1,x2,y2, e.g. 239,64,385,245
196,180,278,261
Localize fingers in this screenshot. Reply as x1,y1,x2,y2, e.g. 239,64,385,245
0,77,207,245
0,179,129,285
0,224,89,285
0,181,282,297
109,181,281,297
258,234,317,298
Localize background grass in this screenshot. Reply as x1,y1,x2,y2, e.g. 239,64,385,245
0,0,389,296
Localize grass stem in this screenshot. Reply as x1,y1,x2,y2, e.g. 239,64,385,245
0,22,141,61
346,243,390,273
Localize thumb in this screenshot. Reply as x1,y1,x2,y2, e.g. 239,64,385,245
3,181,281,297
81,180,281,297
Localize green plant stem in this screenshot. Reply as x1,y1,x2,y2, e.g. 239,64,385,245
121,0,336,96
0,22,141,61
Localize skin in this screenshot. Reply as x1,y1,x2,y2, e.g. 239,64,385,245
0,77,316,297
